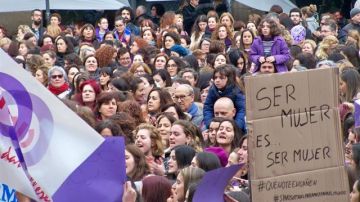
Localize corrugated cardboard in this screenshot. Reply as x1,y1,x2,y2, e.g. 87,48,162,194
251,166,349,202
245,68,339,120
248,109,344,179
245,68,349,201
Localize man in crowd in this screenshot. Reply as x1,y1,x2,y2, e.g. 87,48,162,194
30,9,45,41
174,84,203,126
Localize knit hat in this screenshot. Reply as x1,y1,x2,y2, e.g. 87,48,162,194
291,25,306,45
350,7,360,19
204,147,228,167
170,44,189,57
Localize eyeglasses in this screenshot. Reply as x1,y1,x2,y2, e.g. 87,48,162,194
51,74,63,79
174,94,191,101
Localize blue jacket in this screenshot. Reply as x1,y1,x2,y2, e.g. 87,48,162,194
203,84,246,133
250,36,290,73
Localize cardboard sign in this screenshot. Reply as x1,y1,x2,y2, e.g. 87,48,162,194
245,68,350,201
245,68,338,120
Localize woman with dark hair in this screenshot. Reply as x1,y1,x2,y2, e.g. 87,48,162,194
142,175,172,202
147,88,174,124
152,69,172,88
108,77,131,92
162,32,181,56
340,68,360,103
94,92,119,121
95,17,109,42
55,36,74,67
189,15,208,51
213,53,229,69
153,53,169,70
228,49,247,75
166,56,187,80
99,67,113,91
94,119,123,137
191,152,222,171
74,79,101,111
161,102,189,121
38,34,54,47
79,23,99,49
142,29,157,46
167,145,196,177
238,28,255,64
83,54,101,80
215,118,243,154
250,18,291,73
150,3,165,25
156,112,177,149
128,77,147,104
341,46,360,68
199,37,211,53
125,144,150,181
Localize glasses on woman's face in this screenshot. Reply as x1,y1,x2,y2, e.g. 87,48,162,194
51,74,63,79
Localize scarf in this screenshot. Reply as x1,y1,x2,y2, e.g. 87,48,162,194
48,83,69,95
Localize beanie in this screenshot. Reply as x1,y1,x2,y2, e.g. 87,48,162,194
350,7,360,19
170,44,189,57
205,147,228,167
290,25,306,45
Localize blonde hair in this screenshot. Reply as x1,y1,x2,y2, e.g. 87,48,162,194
129,62,152,75
301,4,317,18
315,35,339,61
302,39,317,50
0,37,11,49
134,123,164,158
17,25,34,41
220,12,235,32
46,25,62,39
347,30,360,49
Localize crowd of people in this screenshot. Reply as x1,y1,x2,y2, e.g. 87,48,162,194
5,1,360,202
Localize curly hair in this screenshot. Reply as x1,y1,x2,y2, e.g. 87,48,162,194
134,123,164,158
211,23,233,41
118,99,146,126
257,18,281,37
95,45,116,68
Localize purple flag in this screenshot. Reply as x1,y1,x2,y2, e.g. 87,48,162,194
193,164,243,202
355,100,360,128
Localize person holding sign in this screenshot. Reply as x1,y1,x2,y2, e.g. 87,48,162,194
249,18,290,73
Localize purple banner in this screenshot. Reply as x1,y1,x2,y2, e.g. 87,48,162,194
52,137,126,202
193,164,243,202
355,100,360,128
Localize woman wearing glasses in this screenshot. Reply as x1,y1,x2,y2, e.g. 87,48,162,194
47,66,70,99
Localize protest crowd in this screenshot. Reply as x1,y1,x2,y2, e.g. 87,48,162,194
4,1,360,201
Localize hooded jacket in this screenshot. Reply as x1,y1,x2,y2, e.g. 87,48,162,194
250,36,290,73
